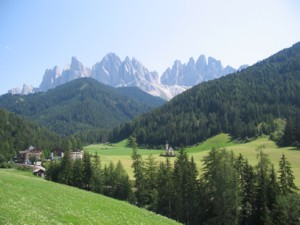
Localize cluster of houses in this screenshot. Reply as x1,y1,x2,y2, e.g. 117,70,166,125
16,146,84,177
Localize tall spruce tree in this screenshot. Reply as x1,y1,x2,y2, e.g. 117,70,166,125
57,150,73,185
114,160,133,201
253,148,273,225
103,162,116,197
234,154,256,225
144,155,158,211
278,154,298,195
90,152,103,194
131,138,146,207
173,149,198,225
82,152,92,190
71,158,83,188
200,148,240,225
156,158,175,218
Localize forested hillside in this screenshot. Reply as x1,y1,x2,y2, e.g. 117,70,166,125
117,86,166,108
111,42,300,146
0,78,165,137
0,109,69,163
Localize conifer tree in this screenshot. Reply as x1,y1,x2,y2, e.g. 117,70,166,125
239,158,256,225
156,159,175,218
82,151,92,190
253,148,273,225
144,154,158,211
103,162,116,197
114,160,133,201
267,165,280,213
173,149,198,225
90,152,103,194
58,150,73,185
131,143,146,207
278,154,298,195
272,192,300,225
45,160,60,182
200,148,240,225
72,158,83,188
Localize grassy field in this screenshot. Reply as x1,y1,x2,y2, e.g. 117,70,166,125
84,140,166,178
84,134,300,187
0,169,180,225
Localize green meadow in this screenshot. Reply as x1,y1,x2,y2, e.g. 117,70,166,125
84,133,300,187
0,169,180,225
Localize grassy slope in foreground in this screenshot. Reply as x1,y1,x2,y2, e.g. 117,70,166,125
0,169,180,225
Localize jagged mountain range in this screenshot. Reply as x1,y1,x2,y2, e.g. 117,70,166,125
9,54,247,99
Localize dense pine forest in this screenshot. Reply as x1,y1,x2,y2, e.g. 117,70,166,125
46,137,300,225
111,42,300,147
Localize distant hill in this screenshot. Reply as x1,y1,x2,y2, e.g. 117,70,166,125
0,169,179,225
0,78,166,136
111,42,300,146
0,109,63,162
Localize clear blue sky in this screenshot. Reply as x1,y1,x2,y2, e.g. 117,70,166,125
1,0,300,94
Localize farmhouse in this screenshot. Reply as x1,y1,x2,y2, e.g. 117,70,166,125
71,150,84,160
50,149,84,160
33,167,46,177
17,146,42,164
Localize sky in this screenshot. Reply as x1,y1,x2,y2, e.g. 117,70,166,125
1,0,300,94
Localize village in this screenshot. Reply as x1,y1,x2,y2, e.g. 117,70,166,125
15,146,84,177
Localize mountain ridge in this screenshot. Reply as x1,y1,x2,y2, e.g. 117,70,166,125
8,54,242,100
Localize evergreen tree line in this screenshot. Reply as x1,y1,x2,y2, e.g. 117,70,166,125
45,151,134,203
130,138,300,225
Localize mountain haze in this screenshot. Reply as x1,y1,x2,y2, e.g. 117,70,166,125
111,42,300,146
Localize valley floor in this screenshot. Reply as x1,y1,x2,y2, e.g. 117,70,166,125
84,134,300,187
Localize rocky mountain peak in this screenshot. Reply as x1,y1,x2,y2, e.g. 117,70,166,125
161,55,237,87
187,57,196,67
39,66,61,91
70,57,83,71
